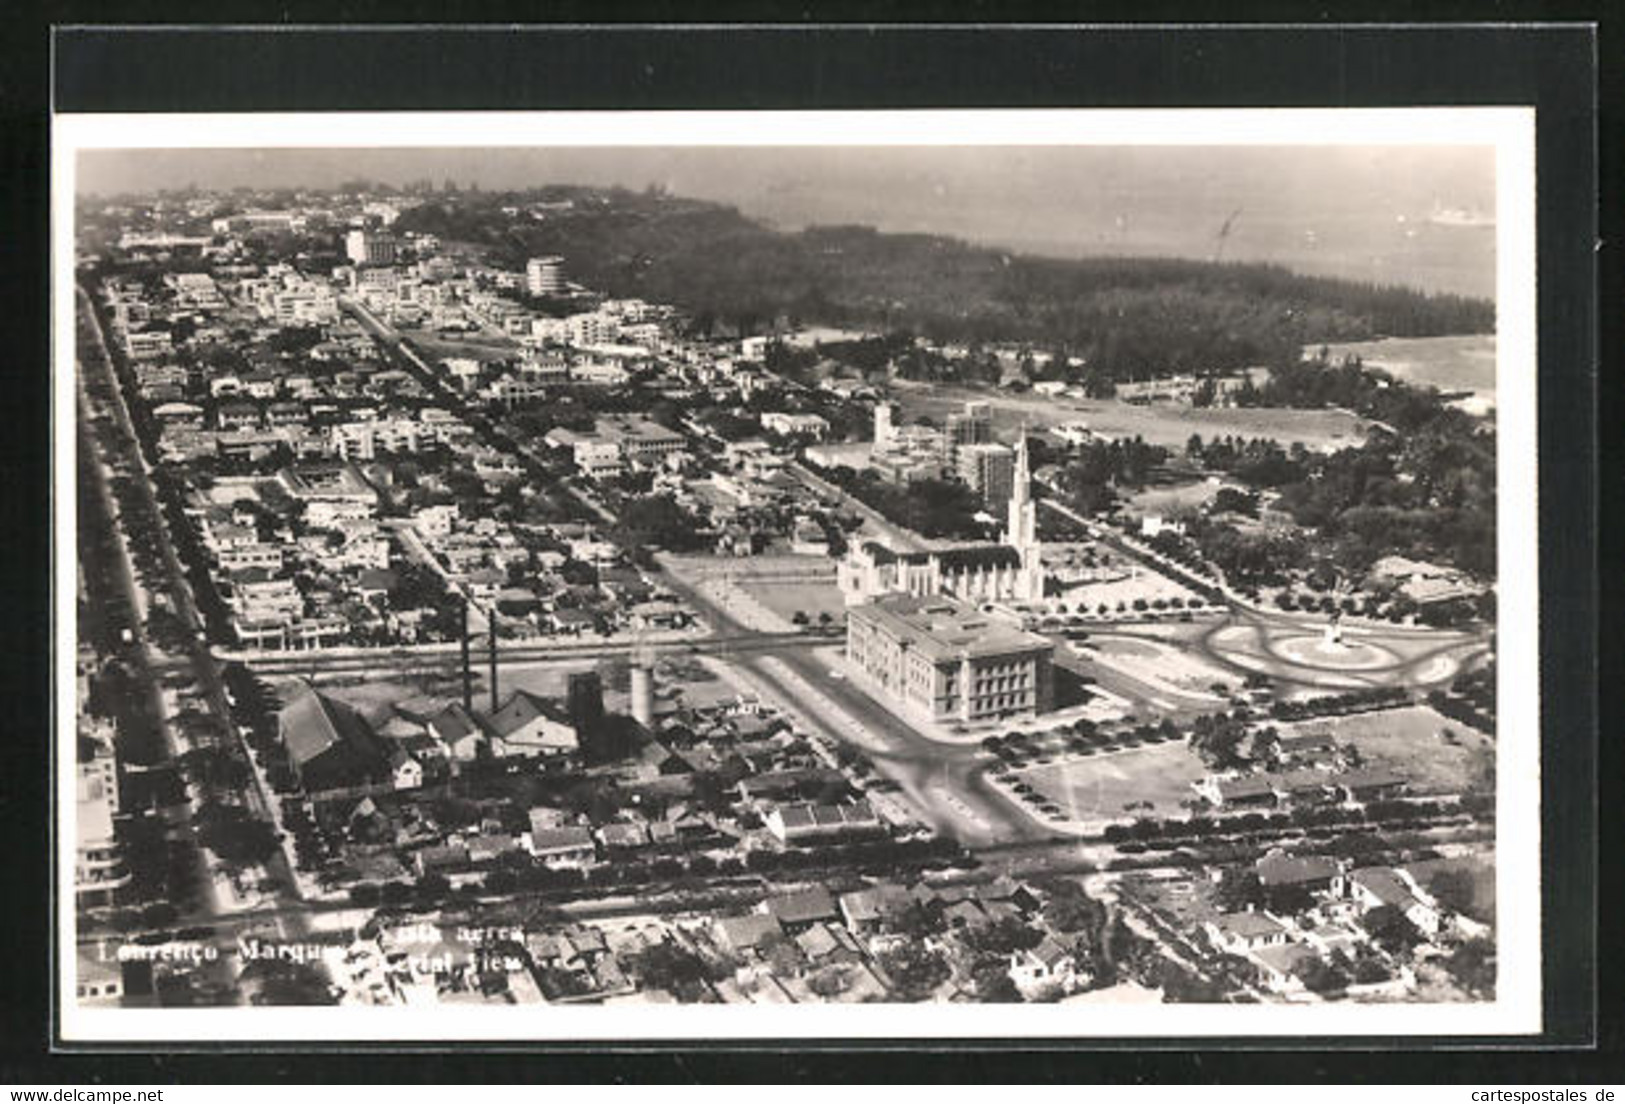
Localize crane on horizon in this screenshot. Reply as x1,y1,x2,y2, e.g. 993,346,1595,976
1213,207,1244,263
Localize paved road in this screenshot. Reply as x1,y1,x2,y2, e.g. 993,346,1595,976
220,627,817,677
79,286,306,924
653,548,1050,846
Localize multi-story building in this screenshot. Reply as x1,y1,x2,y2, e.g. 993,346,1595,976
591,416,686,468
165,272,226,310
330,419,423,460
272,287,339,325
346,229,398,267
278,462,380,517
873,401,899,449
214,210,301,235
124,329,173,360
564,312,622,347
942,400,992,463
957,441,1015,508
845,593,1054,725
546,432,625,479
231,574,304,623
760,412,830,440
76,751,128,909
216,542,286,573
525,255,566,297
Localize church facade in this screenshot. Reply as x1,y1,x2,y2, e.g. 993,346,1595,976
837,435,1046,607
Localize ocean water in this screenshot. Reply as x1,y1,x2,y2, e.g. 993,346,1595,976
1314,334,1498,403
714,146,1499,301
84,145,1500,300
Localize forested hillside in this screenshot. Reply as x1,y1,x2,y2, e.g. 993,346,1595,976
396,187,1494,378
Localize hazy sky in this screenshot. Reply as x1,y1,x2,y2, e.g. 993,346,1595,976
78,145,1497,297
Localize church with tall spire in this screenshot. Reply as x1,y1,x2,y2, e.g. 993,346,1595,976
836,429,1046,607
1005,431,1044,602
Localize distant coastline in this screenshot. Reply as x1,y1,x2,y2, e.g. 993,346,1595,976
1311,334,1498,412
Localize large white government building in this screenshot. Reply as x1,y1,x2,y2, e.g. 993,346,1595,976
845,593,1055,725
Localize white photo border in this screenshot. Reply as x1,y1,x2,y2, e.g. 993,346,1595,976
52,107,1539,1042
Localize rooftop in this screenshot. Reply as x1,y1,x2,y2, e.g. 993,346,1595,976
1256,852,1341,887
530,826,595,852
278,685,379,768
1349,867,1421,910
849,594,1053,663
716,913,782,950
1212,911,1287,939
1252,942,1318,978
762,886,838,926
486,689,572,739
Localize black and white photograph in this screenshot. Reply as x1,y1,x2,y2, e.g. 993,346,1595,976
52,107,1543,1042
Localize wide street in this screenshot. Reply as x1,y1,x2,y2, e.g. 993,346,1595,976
653,552,1054,847
79,287,307,926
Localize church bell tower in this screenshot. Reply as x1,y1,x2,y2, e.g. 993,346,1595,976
1007,430,1043,601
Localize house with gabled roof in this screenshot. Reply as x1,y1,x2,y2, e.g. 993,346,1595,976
427,702,486,762
795,922,863,969
526,827,597,869
764,799,883,845
1347,867,1442,935
485,689,579,763
838,884,914,934
1252,942,1319,994
278,683,391,794
1204,911,1291,955
1332,769,1407,802
715,912,783,956
759,887,839,934
1276,730,1344,769
1009,936,1078,996
1256,850,1343,896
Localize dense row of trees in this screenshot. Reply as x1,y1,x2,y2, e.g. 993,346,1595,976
1427,665,1497,736
1171,410,1495,586
1052,437,1170,515
812,466,989,541
394,191,1492,376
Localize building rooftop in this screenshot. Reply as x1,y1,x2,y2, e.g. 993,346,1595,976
1256,852,1341,887
1212,911,1287,939
762,886,838,926
1349,867,1422,910
529,826,595,852
279,685,379,768
716,913,782,951
486,689,572,740
279,461,377,501
1252,942,1318,978
849,594,1052,663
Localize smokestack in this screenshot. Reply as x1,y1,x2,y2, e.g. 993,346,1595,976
460,597,472,712
630,664,653,728
488,614,499,714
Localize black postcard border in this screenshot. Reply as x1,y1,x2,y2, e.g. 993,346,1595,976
3,16,1608,1084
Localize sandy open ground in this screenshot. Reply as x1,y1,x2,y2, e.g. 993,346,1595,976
1015,742,1208,820
1315,333,1496,403
892,381,1373,451
738,579,849,624
1282,705,1494,794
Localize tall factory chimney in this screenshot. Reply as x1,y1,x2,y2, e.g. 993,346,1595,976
488,614,499,714
460,597,473,712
